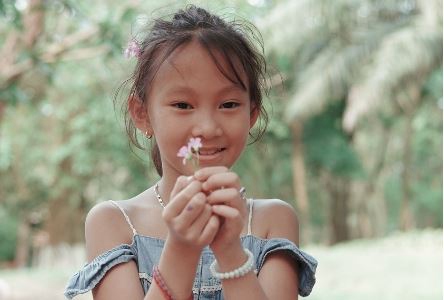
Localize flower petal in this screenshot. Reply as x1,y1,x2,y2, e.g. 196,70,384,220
188,137,202,152
177,146,189,158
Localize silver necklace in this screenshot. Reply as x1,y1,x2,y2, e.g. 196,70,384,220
154,183,166,208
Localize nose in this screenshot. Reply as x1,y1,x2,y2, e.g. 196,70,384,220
191,113,223,139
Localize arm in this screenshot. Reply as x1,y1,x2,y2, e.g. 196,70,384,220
195,167,300,300
213,201,299,300
149,176,220,299
85,176,220,300
86,214,204,300
256,200,300,299
84,201,146,300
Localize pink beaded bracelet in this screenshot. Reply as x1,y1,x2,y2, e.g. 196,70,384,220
152,266,193,300
153,265,174,300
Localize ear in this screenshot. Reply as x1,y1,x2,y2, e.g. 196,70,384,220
249,105,260,129
128,95,153,135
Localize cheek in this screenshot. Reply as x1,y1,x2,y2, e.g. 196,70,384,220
227,115,251,144
150,115,183,148
154,124,183,147
232,113,251,132
151,109,181,133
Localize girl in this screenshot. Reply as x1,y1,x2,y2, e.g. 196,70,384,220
65,5,317,300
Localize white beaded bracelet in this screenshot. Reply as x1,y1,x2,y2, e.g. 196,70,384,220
209,248,255,280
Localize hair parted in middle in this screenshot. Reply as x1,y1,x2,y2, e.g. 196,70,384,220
118,4,269,176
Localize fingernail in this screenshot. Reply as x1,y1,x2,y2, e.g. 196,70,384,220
187,176,194,182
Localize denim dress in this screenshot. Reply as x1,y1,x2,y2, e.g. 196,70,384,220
64,200,317,299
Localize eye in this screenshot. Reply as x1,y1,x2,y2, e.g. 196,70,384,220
220,101,240,109
173,102,193,110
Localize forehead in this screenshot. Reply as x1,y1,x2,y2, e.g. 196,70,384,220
150,40,248,94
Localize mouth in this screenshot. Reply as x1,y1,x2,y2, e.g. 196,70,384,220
198,148,225,156
195,148,226,162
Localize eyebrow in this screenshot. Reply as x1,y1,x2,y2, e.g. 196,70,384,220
164,84,247,96
217,84,247,95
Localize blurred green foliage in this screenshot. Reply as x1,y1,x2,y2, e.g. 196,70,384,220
0,208,18,261
0,0,442,261
303,101,364,179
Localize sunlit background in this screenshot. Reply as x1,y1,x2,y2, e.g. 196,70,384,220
0,0,442,299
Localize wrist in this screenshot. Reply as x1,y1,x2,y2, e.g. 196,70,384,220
156,237,202,300
165,234,203,255
210,248,255,280
212,241,245,272
160,236,202,272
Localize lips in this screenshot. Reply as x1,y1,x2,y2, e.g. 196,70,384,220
197,147,226,162
198,148,225,155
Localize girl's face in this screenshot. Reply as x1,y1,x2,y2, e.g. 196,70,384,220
145,40,258,177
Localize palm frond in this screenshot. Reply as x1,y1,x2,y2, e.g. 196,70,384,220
261,0,424,124
284,42,373,122
343,0,443,132
259,0,324,57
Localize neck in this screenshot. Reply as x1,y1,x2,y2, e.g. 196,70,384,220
156,173,181,206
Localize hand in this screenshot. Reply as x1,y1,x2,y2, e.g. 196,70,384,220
162,176,220,250
194,167,248,257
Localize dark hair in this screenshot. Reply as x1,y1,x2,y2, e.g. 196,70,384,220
118,5,269,176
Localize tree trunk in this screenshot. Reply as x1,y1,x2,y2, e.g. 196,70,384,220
354,125,391,238
331,180,350,244
321,172,350,244
399,112,415,230
0,0,45,89
44,194,86,245
290,121,311,244
397,82,421,231
13,219,30,268
44,158,86,245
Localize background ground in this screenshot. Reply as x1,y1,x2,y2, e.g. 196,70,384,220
0,229,441,300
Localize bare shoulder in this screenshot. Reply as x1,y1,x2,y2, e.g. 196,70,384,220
252,199,299,245
84,200,134,262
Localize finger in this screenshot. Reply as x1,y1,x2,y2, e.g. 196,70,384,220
185,204,213,242
173,192,207,229
188,204,212,232
201,172,241,193
163,180,202,220
198,215,220,245
206,188,241,206
194,166,228,182
169,176,193,199
212,204,242,220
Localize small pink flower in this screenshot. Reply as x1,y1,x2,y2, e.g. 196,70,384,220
177,146,191,164
177,137,202,166
124,40,141,59
188,137,202,153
